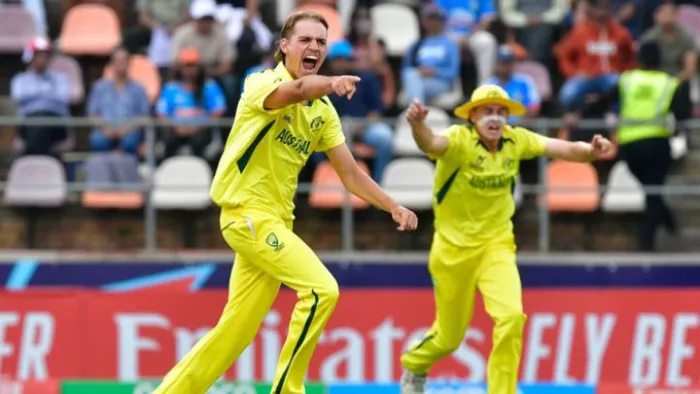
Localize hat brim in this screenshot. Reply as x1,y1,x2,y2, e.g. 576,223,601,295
454,97,527,119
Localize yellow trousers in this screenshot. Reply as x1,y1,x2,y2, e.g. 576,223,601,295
401,233,526,394
154,209,339,394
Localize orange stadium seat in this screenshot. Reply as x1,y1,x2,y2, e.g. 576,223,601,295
543,160,600,212
103,54,161,103
82,191,144,210
58,4,121,55
294,4,344,44
309,161,370,209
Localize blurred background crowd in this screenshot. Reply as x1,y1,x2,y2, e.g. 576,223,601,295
0,0,699,252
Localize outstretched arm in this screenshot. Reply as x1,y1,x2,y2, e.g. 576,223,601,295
263,75,360,110
325,144,418,231
544,134,612,162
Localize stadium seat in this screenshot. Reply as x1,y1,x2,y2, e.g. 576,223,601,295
601,161,645,213
276,0,295,27
0,6,36,54
394,106,451,156
370,3,419,57
48,55,85,104
4,155,67,207
294,4,344,44
81,154,144,210
428,79,464,110
309,161,370,209
58,4,121,55
513,60,552,101
152,156,212,210
381,158,435,210
544,160,600,212
103,54,161,103
678,5,700,48
338,0,356,32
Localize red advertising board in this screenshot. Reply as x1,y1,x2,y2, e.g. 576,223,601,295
0,289,699,389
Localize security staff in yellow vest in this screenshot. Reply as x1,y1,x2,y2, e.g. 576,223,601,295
615,40,691,251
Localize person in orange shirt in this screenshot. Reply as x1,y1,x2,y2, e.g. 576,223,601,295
557,0,635,113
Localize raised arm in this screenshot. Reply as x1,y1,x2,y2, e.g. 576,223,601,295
406,100,449,157
263,74,360,110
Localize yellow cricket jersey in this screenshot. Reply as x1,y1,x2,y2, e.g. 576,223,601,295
431,124,547,247
210,63,346,221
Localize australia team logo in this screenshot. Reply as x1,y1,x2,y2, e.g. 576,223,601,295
310,116,325,133
266,233,285,253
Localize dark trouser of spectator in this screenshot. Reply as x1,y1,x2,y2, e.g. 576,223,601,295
90,130,143,155
516,25,555,65
618,137,677,251
213,75,239,117
121,26,152,54
162,128,213,159
559,74,619,111
20,111,67,155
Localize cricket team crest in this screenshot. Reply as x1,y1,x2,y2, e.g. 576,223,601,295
310,116,325,133
266,233,285,253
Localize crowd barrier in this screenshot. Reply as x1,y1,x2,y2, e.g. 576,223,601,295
0,115,698,253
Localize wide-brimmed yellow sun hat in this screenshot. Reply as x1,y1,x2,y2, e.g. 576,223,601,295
454,84,527,120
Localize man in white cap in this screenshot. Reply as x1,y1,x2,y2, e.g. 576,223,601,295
399,85,612,394
10,36,70,155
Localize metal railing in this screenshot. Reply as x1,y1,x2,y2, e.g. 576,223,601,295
0,115,698,252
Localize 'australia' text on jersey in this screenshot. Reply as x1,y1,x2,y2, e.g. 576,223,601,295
469,174,512,190
275,129,311,155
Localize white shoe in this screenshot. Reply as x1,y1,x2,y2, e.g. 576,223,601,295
401,369,427,394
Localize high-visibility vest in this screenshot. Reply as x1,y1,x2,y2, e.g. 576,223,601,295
617,69,679,145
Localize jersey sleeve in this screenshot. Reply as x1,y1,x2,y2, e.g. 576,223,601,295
515,126,548,160
315,102,346,152
241,69,285,115
428,125,463,162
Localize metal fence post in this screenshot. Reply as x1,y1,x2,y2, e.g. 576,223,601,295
537,120,550,252
144,123,157,252
340,118,355,252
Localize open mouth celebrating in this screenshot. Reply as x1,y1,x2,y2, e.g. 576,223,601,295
301,55,319,71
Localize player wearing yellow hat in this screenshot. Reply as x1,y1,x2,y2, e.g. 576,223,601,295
399,85,612,394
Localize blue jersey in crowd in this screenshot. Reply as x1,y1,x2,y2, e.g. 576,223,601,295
403,35,460,84
435,0,496,37
156,80,226,122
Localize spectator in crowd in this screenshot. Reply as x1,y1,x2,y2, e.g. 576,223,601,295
241,46,276,91
640,0,697,80
557,0,635,115
156,47,226,159
484,45,541,123
87,47,151,155
499,0,570,65
123,0,191,69
214,0,273,80
434,0,498,86
402,5,460,105
171,0,235,108
10,37,70,156
326,40,394,182
613,0,665,39
347,5,396,109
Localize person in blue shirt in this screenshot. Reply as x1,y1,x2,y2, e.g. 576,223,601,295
156,46,226,159
88,46,151,155
325,40,394,182
435,0,498,85
402,5,461,105
483,45,541,124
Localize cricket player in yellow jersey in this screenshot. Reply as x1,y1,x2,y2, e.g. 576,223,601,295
399,85,612,394
154,12,418,394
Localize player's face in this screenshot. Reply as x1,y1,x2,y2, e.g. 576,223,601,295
471,105,509,142
281,19,328,78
